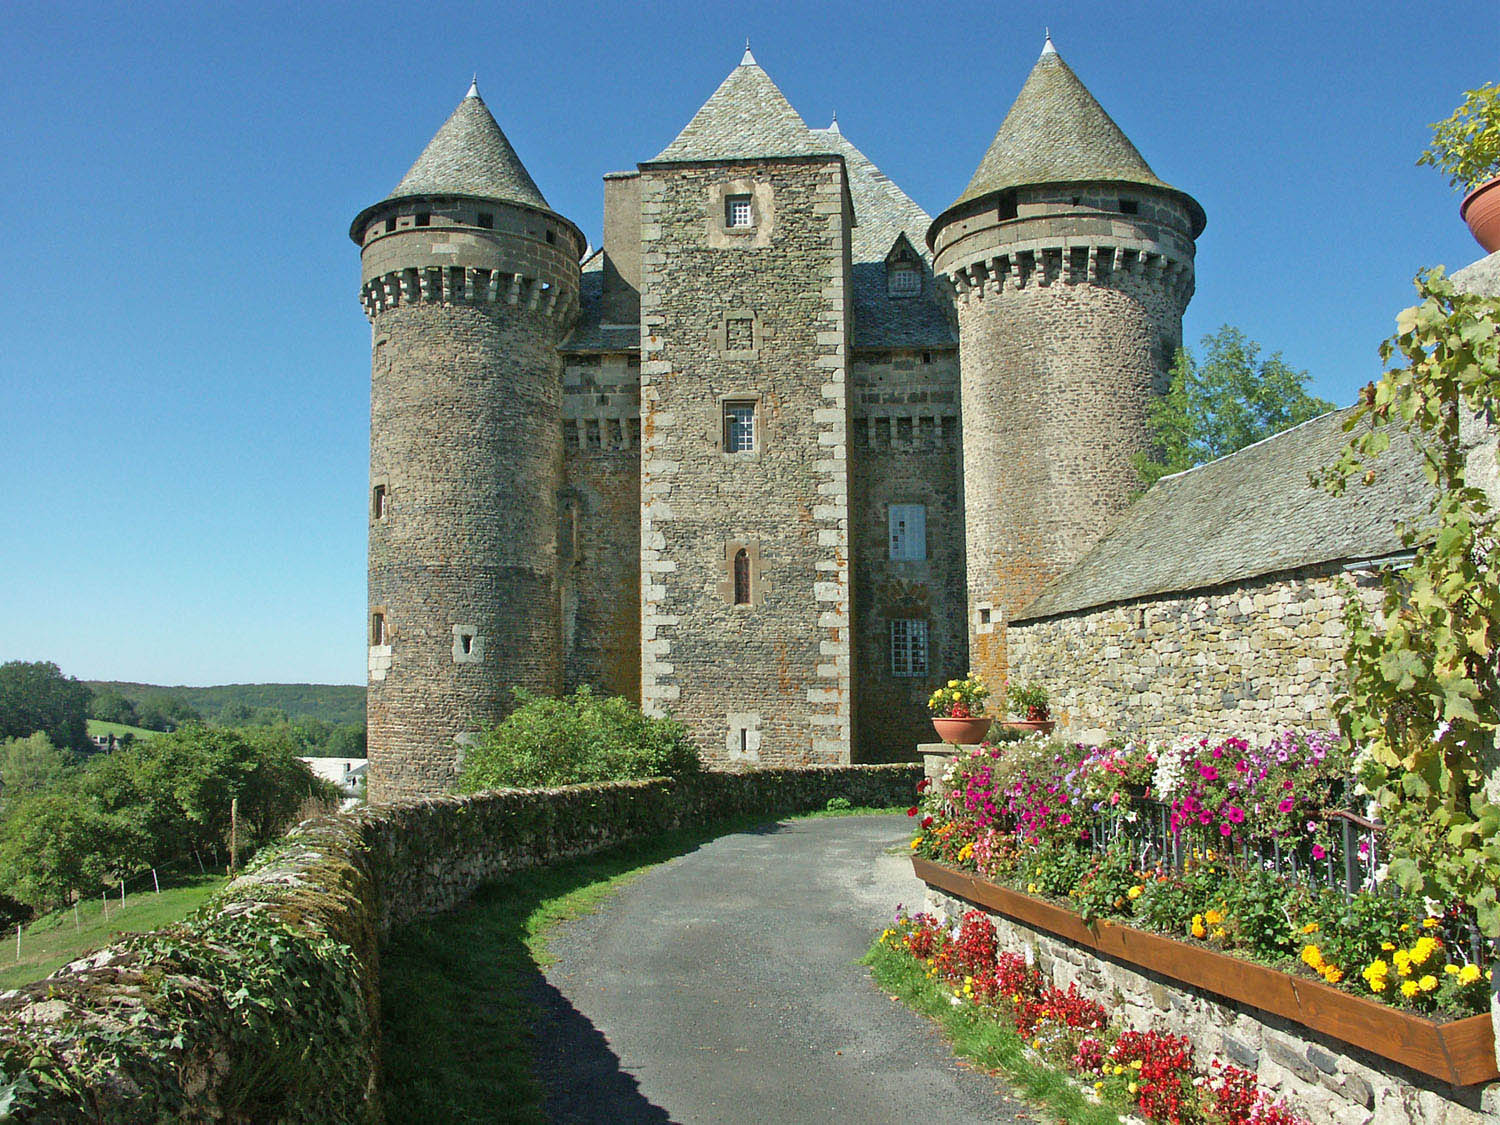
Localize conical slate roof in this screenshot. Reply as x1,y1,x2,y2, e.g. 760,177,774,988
652,48,835,162
949,38,1203,233
387,82,550,210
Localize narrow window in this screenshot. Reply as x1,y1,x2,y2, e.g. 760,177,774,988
459,632,474,655
385,217,397,234
979,607,992,626
1119,198,1139,215
545,229,557,245
725,194,753,228
921,351,932,365
724,401,756,452
888,504,926,560
890,620,929,677
740,728,749,755
733,549,751,605
372,484,387,520
998,195,1018,221
370,611,386,646
415,212,431,227
477,212,494,229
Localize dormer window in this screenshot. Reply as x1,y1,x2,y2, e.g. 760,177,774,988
725,195,754,228
889,264,921,297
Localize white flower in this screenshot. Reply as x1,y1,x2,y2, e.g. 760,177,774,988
1433,719,1452,742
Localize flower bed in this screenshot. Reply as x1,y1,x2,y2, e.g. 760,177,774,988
877,907,1309,1124
911,734,1495,1025
915,857,1500,1087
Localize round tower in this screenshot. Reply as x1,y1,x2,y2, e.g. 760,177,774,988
350,81,584,799
928,37,1205,686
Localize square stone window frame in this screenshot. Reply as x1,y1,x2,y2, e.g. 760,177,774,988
711,308,765,358
706,179,775,249
371,474,391,523
974,601,997,635
714,392,765,461
715,538,770,607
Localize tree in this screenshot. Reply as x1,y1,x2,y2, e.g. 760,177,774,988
0,661,92,753
87,688,140,727
0,793,115,912
0,733,73,815
1135,326,1336,488
1316,268,1500,936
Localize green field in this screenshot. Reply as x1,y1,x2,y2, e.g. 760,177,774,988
86,719,159,741
0,873,227,991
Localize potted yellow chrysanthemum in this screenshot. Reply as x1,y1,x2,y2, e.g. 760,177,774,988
928,673,993,745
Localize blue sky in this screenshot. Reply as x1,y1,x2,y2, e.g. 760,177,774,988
1,1,1495,686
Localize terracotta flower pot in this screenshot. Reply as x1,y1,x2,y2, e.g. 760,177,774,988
1460,175,1500,253
931,715,993,745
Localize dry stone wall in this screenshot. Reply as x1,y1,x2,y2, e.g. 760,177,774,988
0,765,919,1123
1007,562,1385,744
638,157,854,765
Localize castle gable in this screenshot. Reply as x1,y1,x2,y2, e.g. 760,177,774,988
1014,407,1433,621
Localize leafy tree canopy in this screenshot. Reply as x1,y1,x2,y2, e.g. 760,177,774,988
0,733,74,815
0,793,117,912
0,661,92,753
86,689,140,727
1135,326,1336,488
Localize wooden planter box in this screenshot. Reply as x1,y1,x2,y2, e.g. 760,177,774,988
914,857,1499,1087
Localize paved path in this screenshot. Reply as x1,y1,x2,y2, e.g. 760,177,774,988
530,814,1034,1124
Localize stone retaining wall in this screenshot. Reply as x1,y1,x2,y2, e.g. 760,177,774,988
923,885,1500,1125
0,764,918,1122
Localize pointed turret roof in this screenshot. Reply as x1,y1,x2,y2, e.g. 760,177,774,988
652,51,834,162
948,39,1204,234
386,81,550,210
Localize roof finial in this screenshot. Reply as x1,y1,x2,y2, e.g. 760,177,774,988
741,38,756,66
827,110,840,135
466,74,480,99
1041,29,1056,55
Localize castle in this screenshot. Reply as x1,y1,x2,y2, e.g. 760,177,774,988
352,39,1207,800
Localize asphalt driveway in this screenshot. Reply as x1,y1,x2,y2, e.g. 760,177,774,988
530,813,1034,1123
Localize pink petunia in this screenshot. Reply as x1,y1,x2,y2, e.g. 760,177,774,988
1277,798,1294,813
1312,844,1326,860
1220,824,1233,836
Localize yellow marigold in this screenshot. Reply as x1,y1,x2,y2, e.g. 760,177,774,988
1128,885,1144,899
1380,941,1395,951
1300,922,1319,934
1445,963,1460,976
1369,977,1387,992
957,842,975,862
910,837,923,850
1418,974,1438,992
1400,980,1419,998
1422,917,1440,929
1410,936,1438,965
1322,966,1343,984
1392,949,1412,975
1399,923,1410,932
1362,959,1389,981
1204,908,1224,926
1300,944,1324,970
1212,927,1227,940
1191,915,1207,939
1458,964,1482,986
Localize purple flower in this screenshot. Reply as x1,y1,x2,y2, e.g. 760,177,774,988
1225,805,1245,824
1312,844,1326,860
1220,823,1233,837
1277,798,1295,813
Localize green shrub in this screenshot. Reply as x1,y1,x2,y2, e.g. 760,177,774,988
457,687,700,791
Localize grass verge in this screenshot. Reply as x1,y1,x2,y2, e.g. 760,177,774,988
0,873,227,991
862,938,1123,1125
379,805,902,1123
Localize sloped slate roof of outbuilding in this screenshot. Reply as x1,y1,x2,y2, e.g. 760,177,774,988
653,49,837,162
1014,406,1433,621
559,252,641,353
945,39,1204,236
388,85,551,211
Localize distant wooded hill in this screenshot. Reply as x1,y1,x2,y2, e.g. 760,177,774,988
84,682,366,726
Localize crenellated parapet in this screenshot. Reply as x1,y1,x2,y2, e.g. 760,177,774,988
942,240,1194,310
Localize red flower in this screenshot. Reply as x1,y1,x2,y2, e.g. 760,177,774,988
907,806,919,817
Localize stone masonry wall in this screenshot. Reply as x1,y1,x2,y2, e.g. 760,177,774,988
849,347,967,761
638,157,854,766
367,299,568,801
563,351,642,701
0,765,919,1122
924,886,1499,1124
1008,562,1386,744
933,185,1194,692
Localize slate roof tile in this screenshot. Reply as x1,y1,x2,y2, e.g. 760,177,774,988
389,86,550,211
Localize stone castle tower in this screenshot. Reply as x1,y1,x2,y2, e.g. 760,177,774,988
353,41,1202,800
350,83,587,797
928,36,1204,687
